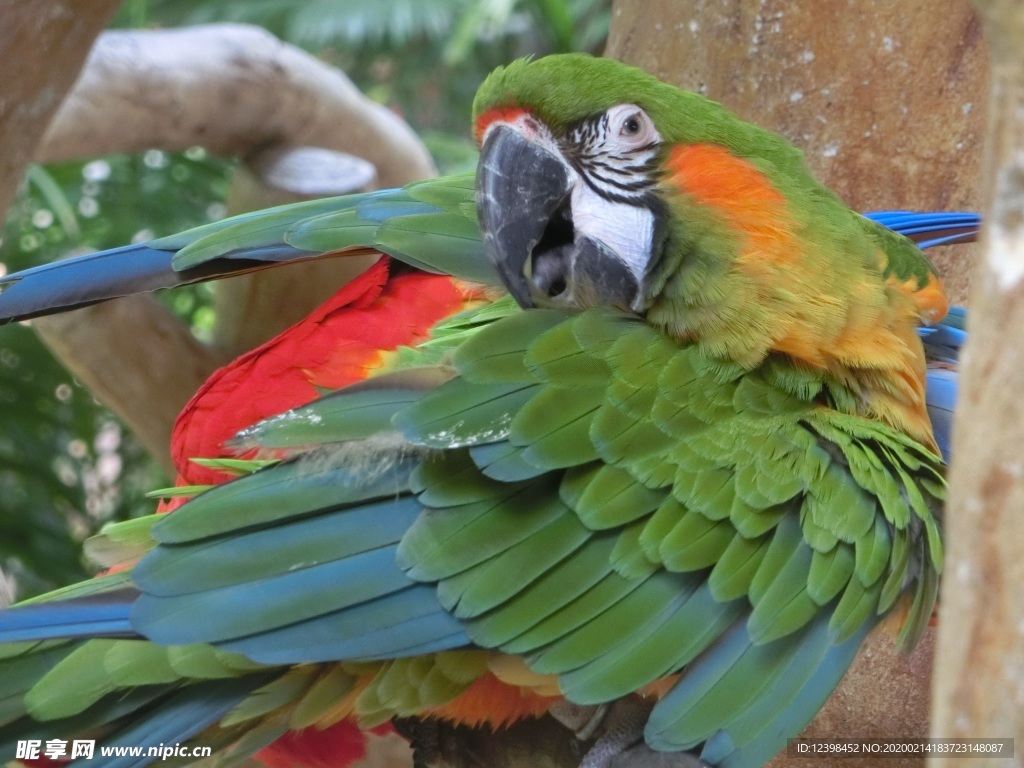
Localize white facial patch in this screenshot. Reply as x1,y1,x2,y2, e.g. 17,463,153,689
570,181,655,286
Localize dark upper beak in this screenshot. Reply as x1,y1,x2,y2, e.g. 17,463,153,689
475,124,639,310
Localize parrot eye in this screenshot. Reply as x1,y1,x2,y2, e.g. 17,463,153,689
606,104,658,149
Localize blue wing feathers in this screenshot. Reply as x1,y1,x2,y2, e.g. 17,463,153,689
712,620,870,768
132,546,416,646
135,497,422,596
0,244,178,322
0,205,976,325
221,589,469,664
71,676,275,768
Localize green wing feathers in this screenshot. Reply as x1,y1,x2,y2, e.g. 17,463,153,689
397,306,943,712
159,174,499,285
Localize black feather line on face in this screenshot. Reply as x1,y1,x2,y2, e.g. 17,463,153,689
560,112,662,207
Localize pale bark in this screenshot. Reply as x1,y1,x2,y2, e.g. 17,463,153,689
605,3,986,767
931,1,1024,763
21,24,436,471
36,24,436,187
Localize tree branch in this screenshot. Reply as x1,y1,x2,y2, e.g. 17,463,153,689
32,297,225,475
36,24,436,187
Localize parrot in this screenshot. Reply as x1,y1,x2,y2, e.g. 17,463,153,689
0,53,980,768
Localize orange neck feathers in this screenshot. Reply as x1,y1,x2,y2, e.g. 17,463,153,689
658,144,941,451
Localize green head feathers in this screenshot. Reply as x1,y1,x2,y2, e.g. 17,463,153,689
472,53,809,183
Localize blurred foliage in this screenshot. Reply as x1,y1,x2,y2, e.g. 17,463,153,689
3,150,233,338
0,325,161,596
0,150,234,598
0,0,610,599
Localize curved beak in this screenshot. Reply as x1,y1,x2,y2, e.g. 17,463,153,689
475,125,639,310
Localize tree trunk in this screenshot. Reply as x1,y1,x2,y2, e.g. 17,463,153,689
931,1,1024,763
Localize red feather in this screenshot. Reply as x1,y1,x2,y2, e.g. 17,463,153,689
255,721,396,768
165,256,478,487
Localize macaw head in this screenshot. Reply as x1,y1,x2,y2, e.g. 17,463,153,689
472,54,945,376
475,55,665,313
472,54,815,318
472,54,946,447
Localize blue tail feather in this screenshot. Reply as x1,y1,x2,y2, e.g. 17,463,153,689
920,307,966,462
925,368,957,462
0,244,177,322
863,210,980,247
0,591,137,643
